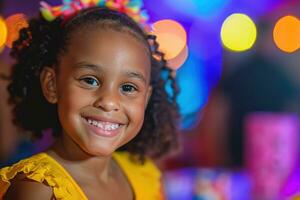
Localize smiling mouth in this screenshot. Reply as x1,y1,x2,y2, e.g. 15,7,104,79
82,116,123,131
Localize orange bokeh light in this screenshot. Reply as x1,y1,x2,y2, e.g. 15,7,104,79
273,15,300,53
5,13,28,48
151,19,187,60
167,45,188,70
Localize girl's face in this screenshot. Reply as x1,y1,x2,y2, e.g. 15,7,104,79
41,28,152,156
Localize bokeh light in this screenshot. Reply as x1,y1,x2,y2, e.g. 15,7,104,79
175,52,209,118
189,20,223,60
5,13,29,48
273,15,300,53
0,45,4,53
164,0,229,20
144,0,231,21
167,45,189,70
221,13,257,52
0,17,7,48
151,19,187,60
188,20,223,89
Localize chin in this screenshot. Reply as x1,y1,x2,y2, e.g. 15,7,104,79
83,143,117,157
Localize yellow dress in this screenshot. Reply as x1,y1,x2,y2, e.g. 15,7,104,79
0,151,163,200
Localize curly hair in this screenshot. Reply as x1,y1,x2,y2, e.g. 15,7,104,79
8,7,180,161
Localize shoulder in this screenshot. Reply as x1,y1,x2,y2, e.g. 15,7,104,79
1,152,88,199
3,174,53,200
0,153,50,180
0,153,55,199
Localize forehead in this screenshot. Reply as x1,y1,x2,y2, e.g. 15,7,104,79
61,27,151,76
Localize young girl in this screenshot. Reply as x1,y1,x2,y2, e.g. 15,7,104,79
0,0,179,199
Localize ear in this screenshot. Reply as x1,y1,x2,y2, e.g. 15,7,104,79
145,86,152,109
40,67,58,104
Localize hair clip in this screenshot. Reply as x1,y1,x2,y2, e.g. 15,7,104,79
40,0,149,28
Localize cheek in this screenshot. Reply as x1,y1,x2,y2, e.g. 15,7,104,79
120,98,146,146
125,97,147,127
57,85,91,125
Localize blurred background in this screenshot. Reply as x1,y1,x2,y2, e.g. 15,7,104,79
1,0,300,199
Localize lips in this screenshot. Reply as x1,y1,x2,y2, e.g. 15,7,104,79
82,115,124,137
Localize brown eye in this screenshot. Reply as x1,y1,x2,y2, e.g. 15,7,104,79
80,77,99,87
121,84,137,93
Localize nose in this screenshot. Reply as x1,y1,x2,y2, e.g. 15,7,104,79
93,86,120,112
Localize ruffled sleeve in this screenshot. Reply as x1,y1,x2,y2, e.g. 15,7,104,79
0,153,87,200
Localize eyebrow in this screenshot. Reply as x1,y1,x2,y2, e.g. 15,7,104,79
124,70,147,84
74,62,103,72
75,61,147,83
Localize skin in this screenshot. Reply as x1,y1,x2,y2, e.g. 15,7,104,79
5,28,152,200
0,60,19,162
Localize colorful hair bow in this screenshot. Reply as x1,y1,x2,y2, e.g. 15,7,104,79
40,0,149,27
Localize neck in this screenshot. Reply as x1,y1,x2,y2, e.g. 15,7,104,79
46,134,116,183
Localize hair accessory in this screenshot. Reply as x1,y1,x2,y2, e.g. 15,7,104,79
39,0,182,71
40,0,149,27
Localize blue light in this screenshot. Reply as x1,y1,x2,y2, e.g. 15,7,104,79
189,20,223,88
176,53,209,117
164,0,230,20
189,20,223,60
164,54,208,129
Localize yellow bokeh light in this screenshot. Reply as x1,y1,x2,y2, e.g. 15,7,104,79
0,45,4,53
273,15,300,53
0,17,7,48
151,19,187,60
221,13,257,52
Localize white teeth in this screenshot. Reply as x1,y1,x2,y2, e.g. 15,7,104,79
86,118,120,131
